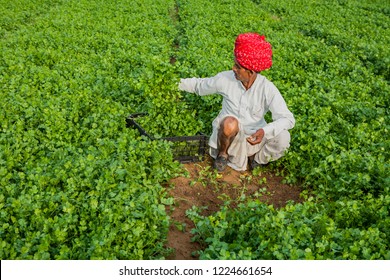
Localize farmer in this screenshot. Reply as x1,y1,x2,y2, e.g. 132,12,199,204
178,32,295,172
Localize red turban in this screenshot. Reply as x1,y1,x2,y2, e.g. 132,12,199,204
234,33,272,72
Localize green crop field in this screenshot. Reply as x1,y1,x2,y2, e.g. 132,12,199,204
1,0,389,260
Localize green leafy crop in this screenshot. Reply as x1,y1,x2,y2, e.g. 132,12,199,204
176,0,389,259
0,0,183,259
1,0,388,260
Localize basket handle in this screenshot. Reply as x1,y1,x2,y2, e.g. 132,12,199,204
126,113,154,140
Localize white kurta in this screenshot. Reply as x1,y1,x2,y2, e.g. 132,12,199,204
179,70,295,170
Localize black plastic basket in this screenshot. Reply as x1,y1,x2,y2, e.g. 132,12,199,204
126,113,208,163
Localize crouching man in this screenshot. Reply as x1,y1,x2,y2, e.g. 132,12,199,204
179,33,295,172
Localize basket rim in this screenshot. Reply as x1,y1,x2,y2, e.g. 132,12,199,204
126,112,209,163
126,113,208,140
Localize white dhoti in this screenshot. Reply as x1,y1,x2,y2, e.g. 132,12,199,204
209,122,291,171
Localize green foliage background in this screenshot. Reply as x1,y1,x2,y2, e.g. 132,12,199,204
0,0,389,259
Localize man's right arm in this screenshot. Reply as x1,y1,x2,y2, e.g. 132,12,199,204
178,75,221,96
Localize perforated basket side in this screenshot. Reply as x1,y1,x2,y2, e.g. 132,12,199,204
163,135,208,163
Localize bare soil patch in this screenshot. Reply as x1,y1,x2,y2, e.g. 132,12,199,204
165,156,303,260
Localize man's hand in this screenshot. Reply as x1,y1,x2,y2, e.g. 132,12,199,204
246,128,265,145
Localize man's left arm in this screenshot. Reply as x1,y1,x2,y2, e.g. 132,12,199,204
247,90,295,145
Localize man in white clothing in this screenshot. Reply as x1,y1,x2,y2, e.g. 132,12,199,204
179,33,295,172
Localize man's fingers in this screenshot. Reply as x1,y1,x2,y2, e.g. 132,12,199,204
246,136,258,145
246,135,263,145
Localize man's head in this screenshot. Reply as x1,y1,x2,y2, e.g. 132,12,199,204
234,32,272,73
232,58,255,85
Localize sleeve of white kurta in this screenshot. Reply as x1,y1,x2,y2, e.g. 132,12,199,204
178,75,221,96
262,85,295,140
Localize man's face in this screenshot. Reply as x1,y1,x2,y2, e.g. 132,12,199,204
232,58,252,83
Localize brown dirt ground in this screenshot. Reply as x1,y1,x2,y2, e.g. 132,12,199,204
165,156,303,260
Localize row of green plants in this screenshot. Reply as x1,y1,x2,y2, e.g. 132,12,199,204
174,0,389,259
1,0,185,259
188,195,390,260
1,0,388,259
